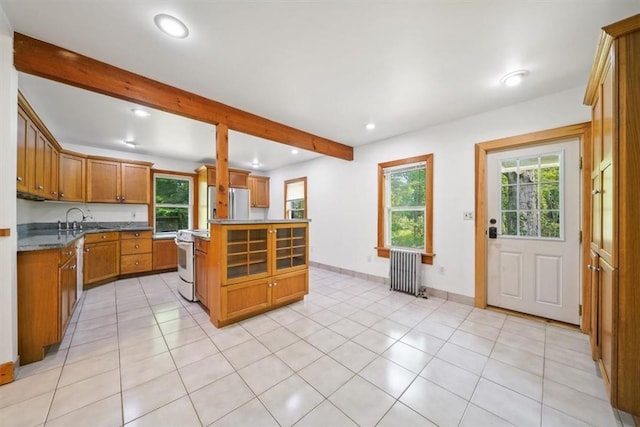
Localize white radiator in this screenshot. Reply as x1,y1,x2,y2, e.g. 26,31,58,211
389,248,423,297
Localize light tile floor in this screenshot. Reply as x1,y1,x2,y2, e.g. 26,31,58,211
1,267,636,427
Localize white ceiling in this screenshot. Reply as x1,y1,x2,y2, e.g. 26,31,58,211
3,1,640,171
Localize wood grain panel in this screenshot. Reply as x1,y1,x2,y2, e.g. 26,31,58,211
121,163,150,204
0,362,14,385
216,124,229,219
13,33,353,161
120,254,152,274
120,230,152,240
87,158,120,203
615,31,640,415
152,239,178,271
120,239,152,255
84,231,119,244
271,270,308,306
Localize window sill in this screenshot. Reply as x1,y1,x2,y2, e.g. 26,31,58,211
376,247,434,265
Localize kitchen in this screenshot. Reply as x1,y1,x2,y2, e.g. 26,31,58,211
2,2,640,426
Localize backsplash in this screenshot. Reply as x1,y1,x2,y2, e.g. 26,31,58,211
17,199,149,226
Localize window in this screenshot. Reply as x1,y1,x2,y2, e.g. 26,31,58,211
154,173,193,234
284,177,307,219
377,154,433,264
500,152,562,239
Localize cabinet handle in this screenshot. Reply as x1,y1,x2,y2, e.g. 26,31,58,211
121,196,126,201
37,185,44,190
101,235,106,239
69,265,76,270
135,244,139,249
273,282,277,287
135,261,139,265
63,251,72,256
16,176,23,182
591,189,600,195
84,248,90,253
52,191,58,195
135,233,140,237
60,192,65,198
268,283,272,288
587,264,601,272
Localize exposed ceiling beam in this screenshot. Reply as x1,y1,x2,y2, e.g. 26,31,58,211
13,33,354,162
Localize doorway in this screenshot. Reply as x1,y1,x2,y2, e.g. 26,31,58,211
474,123,591,329
486,139,580,324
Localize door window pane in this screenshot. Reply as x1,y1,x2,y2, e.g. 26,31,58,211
499,152,563,239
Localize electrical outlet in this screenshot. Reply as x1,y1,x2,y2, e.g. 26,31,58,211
439,266,445,274
131,212,136,219
463,211,474,220
367,255,372,263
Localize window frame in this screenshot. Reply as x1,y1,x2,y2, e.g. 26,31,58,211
284,177,307,219
377,154,434,264
152,171,194,236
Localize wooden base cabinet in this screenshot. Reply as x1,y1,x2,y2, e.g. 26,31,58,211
84,232,120,285
120,230,152,274
17,244,78,364
221,270,308,323
209,221,309,327
584,13,640,416
153,238,177,271
195,237,209,308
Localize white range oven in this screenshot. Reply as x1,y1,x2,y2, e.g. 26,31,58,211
175,229,208,301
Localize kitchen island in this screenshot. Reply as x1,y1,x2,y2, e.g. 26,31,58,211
206,219,309,327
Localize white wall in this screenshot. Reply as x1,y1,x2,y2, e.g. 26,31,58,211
0,6,17,367
269,87,591,298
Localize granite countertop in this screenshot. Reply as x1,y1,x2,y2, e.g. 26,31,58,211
208,219,311,224
18,225,153,252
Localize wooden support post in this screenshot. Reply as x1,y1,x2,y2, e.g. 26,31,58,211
216,124,229,219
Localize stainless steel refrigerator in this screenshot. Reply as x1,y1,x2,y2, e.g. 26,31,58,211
208,187,250,220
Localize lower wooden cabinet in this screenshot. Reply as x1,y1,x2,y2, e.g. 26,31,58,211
84,232,120,285
195,237,209,308
220,270,308,323
152,238,178,271
120,230,152,274
17,244,78,364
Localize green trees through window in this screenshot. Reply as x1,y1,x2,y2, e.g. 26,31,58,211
155,175,191,233
500,153,561,238
388,169,426,248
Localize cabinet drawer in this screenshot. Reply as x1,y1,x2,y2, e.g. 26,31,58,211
84,231,119,244
121,230,152,240
59,244,75,265
120,238,152,255
120,254,152,274
195,238,209,253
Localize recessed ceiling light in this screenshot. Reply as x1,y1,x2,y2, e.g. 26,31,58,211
123,140,137,148
154,13,189,39
291,149,299,155
500,70,529,87
131,108,150,118
366,122,376,130
251,161,261,169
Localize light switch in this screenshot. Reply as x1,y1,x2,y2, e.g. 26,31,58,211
463,211,474,220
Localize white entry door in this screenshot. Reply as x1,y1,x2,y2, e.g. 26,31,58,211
486,138,581,324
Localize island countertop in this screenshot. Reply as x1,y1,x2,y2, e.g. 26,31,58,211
208,219,311,224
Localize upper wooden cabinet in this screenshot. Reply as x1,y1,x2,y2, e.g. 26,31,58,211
197,165,250,188
584,13,640,417
87,158,151,204
249,175,270,208
17,100,61,200
58,152,86,202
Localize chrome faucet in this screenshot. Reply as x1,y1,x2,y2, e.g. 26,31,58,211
65,207,87,230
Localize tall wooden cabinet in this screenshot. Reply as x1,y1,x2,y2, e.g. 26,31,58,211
208,221,309,327
584,13,640,416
